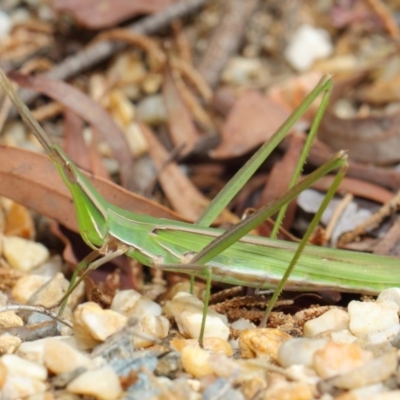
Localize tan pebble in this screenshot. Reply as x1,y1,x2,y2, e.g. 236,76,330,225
0,360,7,388
0,311,23,328
73,302,127,350
239,328,292,361
313,341,373,379
0,334,22,355
325,350,397,390
370,390,400,399
303,308,349,338
170,292,229,340
208,354,241,378
181,346,213,378
330,329,357,344
67,365,122,399
28,272,69,308
44,339,92,375
111,289,161,318
264,381,313,400
2,236,49,272
171,337,233,356
1,354,47,380
132,315,169,348
11,274,49,304
241,375,268,399
18,336,70,364
1,375,48,399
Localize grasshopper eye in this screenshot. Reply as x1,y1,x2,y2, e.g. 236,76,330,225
63,162,78,184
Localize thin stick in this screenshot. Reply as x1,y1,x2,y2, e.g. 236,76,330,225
11,0,209,113
0,305,73,328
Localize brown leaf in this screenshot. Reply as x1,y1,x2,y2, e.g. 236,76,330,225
0,146,186,233
319,77,400,164
211,90,290,159
162,62,200,155
140,122,238,223
52,0,177,29
8,72,133,187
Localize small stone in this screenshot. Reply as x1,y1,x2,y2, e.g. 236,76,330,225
28,272,69,308
330,329,357,344
348,300,399,343
230,318,256,331
111,289,161,318
169,292,229,340
44,339,92,375
303,308,349,338
181,346,214,378
1,375,48,399
264,381,313,400
18,336,62,364
11,274,50,304
325,350,397,389
67,365,122,399
0,360,6,388
278,338,328,368
335,383,386,400
0,334,22,355
132,315,169,348
284,24,333,71
377,288,400,307
2,236,49,272
73,302,127,350
239,328,292,361
313,341,373,379
370,390,400,400
0,311,23,328
1,354,47,381
0,11,12,39
171,337,233,357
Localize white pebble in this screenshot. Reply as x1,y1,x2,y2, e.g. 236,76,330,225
377,288,400,307
67,365,122,399
284,24,333,71
230,318,256,330
1,354,47,381
111,289,161,318
2,236,49,272
73,302,127,349
169,292,229,340
132,315,169,348
330,329,357,344
278,338,328,368
18,336,71,364
1,375,47,399
44,339,92,375
348,300,399,343
0,11,12,39
303,308,349,338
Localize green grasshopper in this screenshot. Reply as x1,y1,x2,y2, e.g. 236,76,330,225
1,68,399,343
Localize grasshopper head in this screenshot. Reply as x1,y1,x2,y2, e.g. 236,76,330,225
51,145,109,250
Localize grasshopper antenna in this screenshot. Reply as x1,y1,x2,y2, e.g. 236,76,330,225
0,68,54,155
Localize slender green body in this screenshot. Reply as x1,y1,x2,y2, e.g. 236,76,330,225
58,146,399,296
1,67,399,300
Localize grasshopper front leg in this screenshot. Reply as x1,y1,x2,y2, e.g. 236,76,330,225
57,246,128,314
